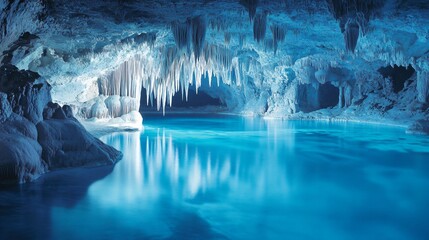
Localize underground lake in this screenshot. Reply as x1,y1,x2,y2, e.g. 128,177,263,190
1,1,429,239
1,114,429,240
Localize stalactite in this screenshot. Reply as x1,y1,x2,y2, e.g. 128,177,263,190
326,0,383,23
239,33,246,48
253,12,267,43
239,0,259,21
188,15,207,60
95,56,144,118
209,18,227,32
171,16,207,60
86,36,258,118
224,32,231,46
171,21,189,50
326,0,384,52
263,39,274,52
355,12,369,37
344,19,359,53
270,24,285,54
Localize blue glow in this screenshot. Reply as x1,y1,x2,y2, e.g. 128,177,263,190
2,114,429,239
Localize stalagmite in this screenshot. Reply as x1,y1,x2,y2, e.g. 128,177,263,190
338,86,344,108
417,71,429,103
344,84,352,107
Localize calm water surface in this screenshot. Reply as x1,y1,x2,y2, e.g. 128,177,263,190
1,114,429,240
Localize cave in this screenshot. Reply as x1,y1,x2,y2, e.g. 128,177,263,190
318,82,340,108
140,86,225,112
1,1,429,239
297,82,339,112
378,64,416,93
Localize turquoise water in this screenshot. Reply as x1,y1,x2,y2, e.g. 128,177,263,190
1,114,429,239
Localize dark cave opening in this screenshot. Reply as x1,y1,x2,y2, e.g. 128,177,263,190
378,65,415,93
139,86,225,112
319,82,340,108
298,82,339,113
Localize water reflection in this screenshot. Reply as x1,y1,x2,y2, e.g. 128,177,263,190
92,118,295,206
2,115,429,240
83,116,429,239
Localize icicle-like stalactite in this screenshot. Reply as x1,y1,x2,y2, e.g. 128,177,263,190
189,15,207,60
239,0,259,21
239,33,246,48
88,57,144,119
327,0,383,27
327,0,384,52
209,18,227,32
270,24,285,54
171,15,207,60
253,12,267,43
355,12,369,37
90,42,247,116
171,21,189,50
224,32,231,46
344,19,359,53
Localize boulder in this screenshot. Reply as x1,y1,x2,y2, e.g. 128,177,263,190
0,64,51,124
38,101,122,169
0,101,46,184
0,65,122,184
37,117,122,169
0,113,39,140
0,133,45,184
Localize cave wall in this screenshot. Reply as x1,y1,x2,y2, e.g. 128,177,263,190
0,0,428,126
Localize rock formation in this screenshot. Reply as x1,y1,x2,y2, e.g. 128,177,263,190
0,65,122,184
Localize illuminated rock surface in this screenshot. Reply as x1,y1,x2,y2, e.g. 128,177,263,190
0,65,121,184
0,0,427,126
1,0,429,182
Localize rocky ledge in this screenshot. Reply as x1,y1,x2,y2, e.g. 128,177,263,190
0,64,122,184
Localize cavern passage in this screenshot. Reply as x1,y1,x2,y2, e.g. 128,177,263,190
1,0,429,239
1,0,429,123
